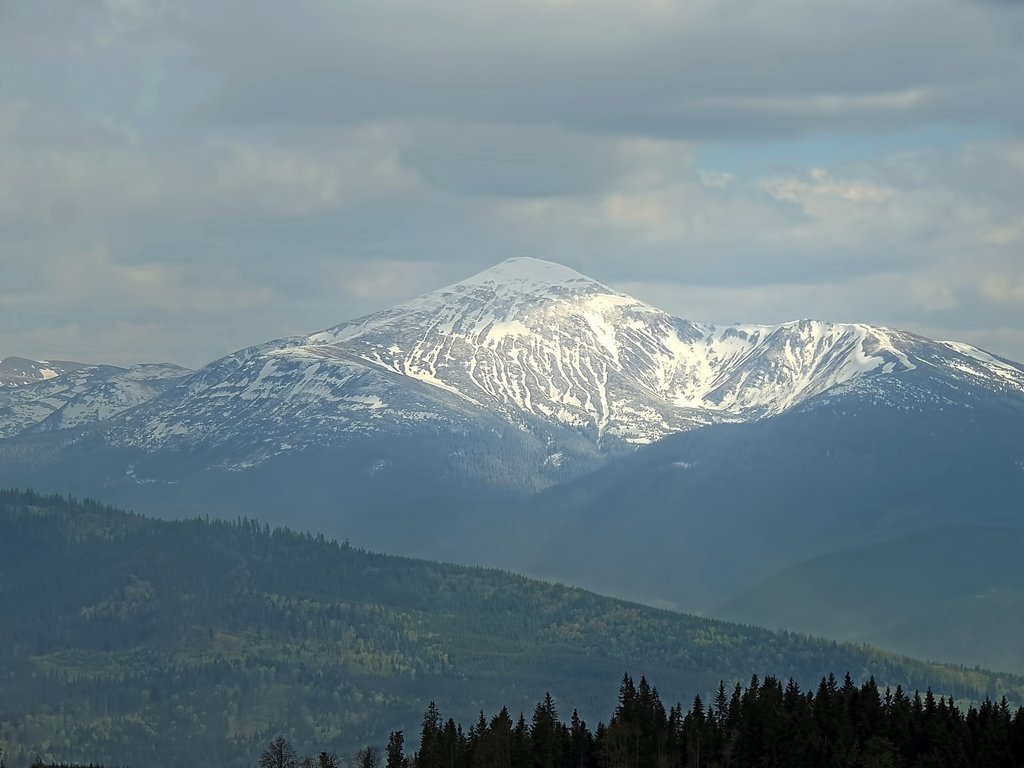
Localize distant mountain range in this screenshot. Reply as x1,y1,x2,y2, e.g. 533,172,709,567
4,258,1020,480
0,356,92,387
0,361,191,438
2,257,1023,672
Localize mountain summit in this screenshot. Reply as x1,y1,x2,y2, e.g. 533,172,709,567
320,258,619,341
444,256,610,293
285,258,1020,446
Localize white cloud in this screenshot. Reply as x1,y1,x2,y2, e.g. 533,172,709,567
982,275,1024,306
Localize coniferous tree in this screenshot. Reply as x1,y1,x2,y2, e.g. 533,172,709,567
419,702,444,768
437,717,463,768
468,711,492,768
713,682,729,731
530,692,560,768
604,674,639,768
1011,707,1024,766
260,736,297,768
635,676,668,768
681,694,706,768
511,712,532,768
490,707,514,768
386,731,407,768
569,708,593,768
885,684,914,758
780,678,816,768
355,745,380,768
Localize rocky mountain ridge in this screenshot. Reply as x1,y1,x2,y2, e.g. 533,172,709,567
3,258,1022,485
0,361,191,439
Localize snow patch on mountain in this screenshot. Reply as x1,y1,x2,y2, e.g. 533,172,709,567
6,259,1023,488
939,341,1024,390
291,262,944,447
0,362,191,437
0,357,91,387
105,259,1024,465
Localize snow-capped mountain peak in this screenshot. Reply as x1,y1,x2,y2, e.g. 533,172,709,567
450,256,612,295
296,259,712,441
6,260,1022,488
310,257,623,346
129,259,1019,470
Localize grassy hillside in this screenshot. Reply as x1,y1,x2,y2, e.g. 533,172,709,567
1,490,1022,768
716,526,1024,674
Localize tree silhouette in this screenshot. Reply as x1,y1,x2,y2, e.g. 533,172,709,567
386,731,407,768
355,745,380,768
260,736,297,768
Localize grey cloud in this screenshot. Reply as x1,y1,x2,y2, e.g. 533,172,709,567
8,0,1023,145
398,123,633,198
3,0,1024,366
187,0,1024,139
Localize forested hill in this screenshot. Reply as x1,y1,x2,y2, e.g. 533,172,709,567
1,491,1022,768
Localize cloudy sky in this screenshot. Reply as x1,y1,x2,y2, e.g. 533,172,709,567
2,0,1023,368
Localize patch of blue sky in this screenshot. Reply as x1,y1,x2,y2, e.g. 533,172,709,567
696,122,1011,176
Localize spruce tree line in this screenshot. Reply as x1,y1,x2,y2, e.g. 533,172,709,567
265,672,1024,768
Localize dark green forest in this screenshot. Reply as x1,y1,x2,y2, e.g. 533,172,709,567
317,672,1024,768
26,673,1024,768
2,490,1023,768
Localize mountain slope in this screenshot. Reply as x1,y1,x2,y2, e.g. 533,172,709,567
488,369,1024,614
2,490,1022,768
0,362,191,439
715,526,1024,674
